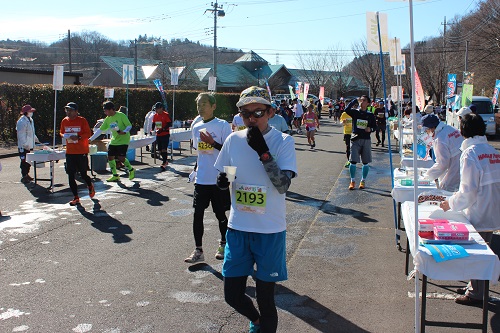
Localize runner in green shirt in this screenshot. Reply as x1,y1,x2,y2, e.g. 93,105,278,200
89,101,135,182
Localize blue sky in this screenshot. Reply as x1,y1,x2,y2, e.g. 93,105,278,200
1,0,479,68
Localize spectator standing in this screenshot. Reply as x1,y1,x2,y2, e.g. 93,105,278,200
344,96,377,190
89,101,135,182
152,102,172,170
16,104,39,183
214,86,297,333
333,100,341,123
232,112,246,131
440,113,500,305
185,93,232,263
60,102,95,206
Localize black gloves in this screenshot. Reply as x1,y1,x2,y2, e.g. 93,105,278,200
217,172,229,190
246,126,269,156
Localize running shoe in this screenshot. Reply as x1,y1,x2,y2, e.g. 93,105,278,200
106,174,120,182
128,168,135,180
88,184,95,198
359,180,366,189
348,181,355,190
215,244,225,260
160,162,168,171
249,321,261,333
184,248,204,263
69,197,80,206
344,161,351,168
312,140,316,147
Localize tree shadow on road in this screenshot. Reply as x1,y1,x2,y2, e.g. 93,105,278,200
76,199,133,243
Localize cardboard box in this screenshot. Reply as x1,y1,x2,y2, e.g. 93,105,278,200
90,140,108,152
434,222,469,240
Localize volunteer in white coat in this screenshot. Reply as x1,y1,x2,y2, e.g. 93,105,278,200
16,104,39,183
421,114,463,191
440,113,500,305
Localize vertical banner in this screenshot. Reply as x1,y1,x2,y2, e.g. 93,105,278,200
462,84,473,107
463,71,474,85
391,86,402,101
295,82,302,99
122,64,135,84
208,76,217,91
414,68,425,112
104,88,114,99
394,54,406,75
288,85,295,100
492,79,500,105
447,74,457,97
53,65,64,91
153,79,168,107
366,12,389,52
170,66,185,86
319,86,325,102
265,80,272,101
389,38,402,66
303,83,310,102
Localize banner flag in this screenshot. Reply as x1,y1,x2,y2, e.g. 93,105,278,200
319,86,325,102
391,86,402,102
265,80,273,101
153,79,168,107
492,79,500,105
389,38,402,66
122,64,135,85
414,68,425,112
447,74,457,98
288,85,295,99
394,54,406,75
462,84,473,107
208,76,217,91
303,83,310,103
366,12,389,52
170,66,185,86
463,72,474,85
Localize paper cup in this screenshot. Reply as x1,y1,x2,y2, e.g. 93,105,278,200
199,128,208,135
224,166,237,182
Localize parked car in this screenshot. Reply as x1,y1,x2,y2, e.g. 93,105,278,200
446,96,496,137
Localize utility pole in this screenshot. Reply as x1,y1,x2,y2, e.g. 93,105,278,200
441,17,447,102
134,38,138,88
68,30,72,72
205,1,225,91
465,40,469,72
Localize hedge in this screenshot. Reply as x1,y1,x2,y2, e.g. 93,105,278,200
0,83,240,144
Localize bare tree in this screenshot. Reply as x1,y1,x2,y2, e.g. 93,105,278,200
349,39,383,99
295,51,333,96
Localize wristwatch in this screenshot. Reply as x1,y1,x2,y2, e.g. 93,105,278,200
260,152,271,162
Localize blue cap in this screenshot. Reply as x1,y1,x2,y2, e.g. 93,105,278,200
421,114,440,129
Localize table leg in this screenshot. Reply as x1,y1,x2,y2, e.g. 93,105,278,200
33,162,38,184
405,237,410,276
421,274,427,333
483,280,489,333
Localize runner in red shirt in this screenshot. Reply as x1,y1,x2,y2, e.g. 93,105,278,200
151,102,172,170
60,102,95,205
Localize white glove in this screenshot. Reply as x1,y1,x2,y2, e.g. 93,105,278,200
188,170,197,183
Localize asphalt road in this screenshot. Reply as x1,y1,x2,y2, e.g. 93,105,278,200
1,118,500,333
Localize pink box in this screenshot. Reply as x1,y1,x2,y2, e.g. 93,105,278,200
418,219,449,239
433,222,469,240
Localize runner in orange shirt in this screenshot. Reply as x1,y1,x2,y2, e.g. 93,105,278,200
60,102,95,205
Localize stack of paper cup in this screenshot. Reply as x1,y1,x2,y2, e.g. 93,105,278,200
224,166,237,182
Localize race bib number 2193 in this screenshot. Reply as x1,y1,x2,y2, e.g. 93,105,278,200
235,183,267,214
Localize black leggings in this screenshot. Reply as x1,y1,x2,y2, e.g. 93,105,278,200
193,208,227,247
224,276,278,333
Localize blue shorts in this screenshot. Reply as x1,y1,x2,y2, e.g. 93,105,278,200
222,229,287,282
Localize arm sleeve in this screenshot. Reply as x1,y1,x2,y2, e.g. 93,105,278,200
123,125,132,133
424,139,451,181
344,99,358,117
262,157,293,194
89,129,103,141
448,154,479,211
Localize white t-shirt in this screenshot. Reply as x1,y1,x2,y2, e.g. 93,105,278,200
293,103,304,118
214,127,298,233
192,118,232,185
232,114,246,131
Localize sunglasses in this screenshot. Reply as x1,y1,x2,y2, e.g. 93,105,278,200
239,109,267,119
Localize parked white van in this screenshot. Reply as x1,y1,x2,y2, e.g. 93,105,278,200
446,96,496,137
